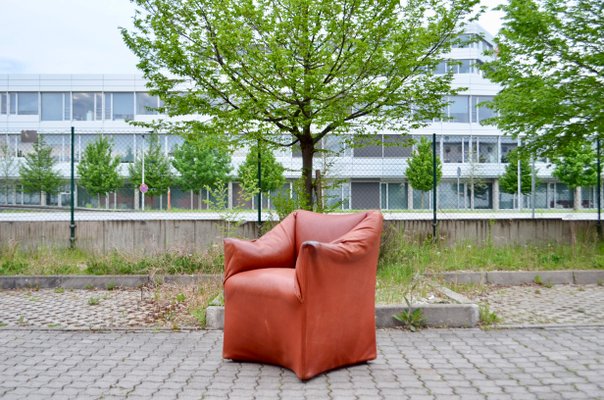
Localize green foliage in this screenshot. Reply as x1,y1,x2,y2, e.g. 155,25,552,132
88,297,100,306
394,308,426,332
271,178,310,220
122,0,479,207
0,140,17,199
237,141,285,195
406,137,442,207
551,141,598,189
128,133,173,198
77,136,122,197
479,304,501,326
18,136,62,195
499,149,534,195
481,0,604,157
171,136,232,191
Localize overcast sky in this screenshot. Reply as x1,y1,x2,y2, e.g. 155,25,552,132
0,0,506,75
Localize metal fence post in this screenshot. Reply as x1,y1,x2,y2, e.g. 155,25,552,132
597,137,602,238
257,138,262,230
69,126,76,249
432,133,437,242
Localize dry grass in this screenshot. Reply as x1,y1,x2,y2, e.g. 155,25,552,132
142,279,222,329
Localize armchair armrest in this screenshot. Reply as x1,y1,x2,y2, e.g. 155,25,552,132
294,212,383,301
224,213,297,282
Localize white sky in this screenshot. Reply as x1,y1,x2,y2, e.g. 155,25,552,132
0,0,506,75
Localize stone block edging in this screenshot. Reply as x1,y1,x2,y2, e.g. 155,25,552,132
205,303,479,330
435,270,604,286
0,274,221,290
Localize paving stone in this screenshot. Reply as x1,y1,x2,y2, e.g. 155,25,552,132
472,284,604,326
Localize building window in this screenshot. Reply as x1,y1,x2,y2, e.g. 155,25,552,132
435,61,447,74
109,93,134,120
443,136,463,163
10,92,39,115
136,92,159,115
449,96,470,123
41,93,68,121
353,135,382,157
500,137,518,163
72,93,98,121
478,136,498,163
0,93,7,114
453,34,473,48
383,135,413,158
381,182,407,209
351,182,380,209
472,96,495,123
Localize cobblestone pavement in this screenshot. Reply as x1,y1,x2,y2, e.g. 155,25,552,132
0,288,175,330
2,283,604,330
1,327,603,399
473,284,604,326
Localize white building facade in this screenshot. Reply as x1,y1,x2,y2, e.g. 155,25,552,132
0,25,596,212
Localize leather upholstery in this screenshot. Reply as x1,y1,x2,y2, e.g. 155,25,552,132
223,210,384,380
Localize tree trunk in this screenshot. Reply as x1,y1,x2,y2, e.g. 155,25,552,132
299,136,315,210
574,186,581,210
40,191,46,206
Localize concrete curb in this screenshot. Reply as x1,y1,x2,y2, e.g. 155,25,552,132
435,270,604,286
0,274,221,290
205,303,480,330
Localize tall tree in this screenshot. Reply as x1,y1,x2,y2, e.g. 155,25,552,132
171,136,232,192
18,136,62,205
0,140,17,204
405,137,442,208
237,141,285,197
77,136,123,208
481,0,604,157
499,149,535,208
551,140,597,210
128,133,173,205
122,0,479,208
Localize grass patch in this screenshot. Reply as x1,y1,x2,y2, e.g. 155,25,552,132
378,225,604,275
0,244,224,276
145,279,222,328
479,304,501,327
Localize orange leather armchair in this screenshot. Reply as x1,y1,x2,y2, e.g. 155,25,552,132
223,210,384,380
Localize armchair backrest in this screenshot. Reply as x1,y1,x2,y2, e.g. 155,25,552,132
294,210,368,254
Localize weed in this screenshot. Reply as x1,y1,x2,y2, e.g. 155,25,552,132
54,287,65,294
106,281,117,291
175,293,186,303
88,297,100,306
479,304,501,326
190,308,206,327
17,315,26,326
597,280,604,287
84,284,95,291
543,281,553,289
393,308,426,331
47,323,61,329
0,322,7,328
535,288,541,295
534,275,543,285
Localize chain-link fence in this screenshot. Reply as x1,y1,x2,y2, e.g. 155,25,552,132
0,129,602,224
